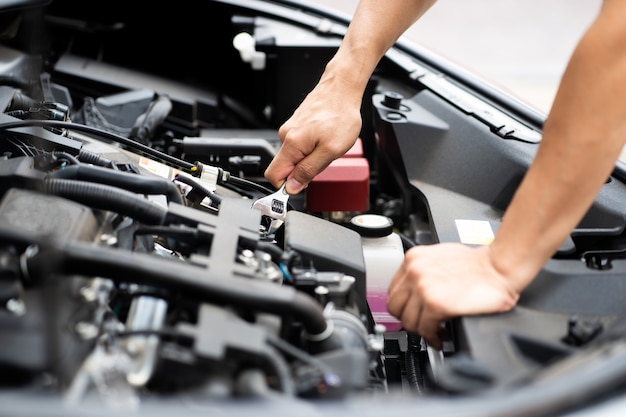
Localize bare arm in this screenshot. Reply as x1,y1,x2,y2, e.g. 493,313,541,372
264,0,437,193
491,0,626,290
387,0,626,349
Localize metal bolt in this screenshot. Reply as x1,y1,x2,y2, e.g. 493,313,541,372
6,298,25,315
79,286,97,302
75,322,99,340
314,286,329,295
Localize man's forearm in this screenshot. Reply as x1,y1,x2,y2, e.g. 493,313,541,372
322,0,437,94
490,0,626,292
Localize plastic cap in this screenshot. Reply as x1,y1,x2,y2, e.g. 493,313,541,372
382,91,403,110
350,214,394,238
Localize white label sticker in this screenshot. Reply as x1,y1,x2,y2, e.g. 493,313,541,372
455,219,494,245
139,157,173,179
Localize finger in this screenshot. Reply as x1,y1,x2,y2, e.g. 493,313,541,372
390,245,424,290
277,120,291,143
398,284,424,333
265,127,314,189
286,149,335,194
264,149,296,189
387,260,406,294
424,335,442,351
386,276,411,320
267,123,322,191
417,308,447,351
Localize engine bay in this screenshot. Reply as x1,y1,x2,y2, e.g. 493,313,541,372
2,1,626,415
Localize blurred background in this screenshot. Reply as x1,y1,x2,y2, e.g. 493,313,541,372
308,0,602,115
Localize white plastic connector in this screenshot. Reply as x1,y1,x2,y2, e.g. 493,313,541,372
233,32,266,70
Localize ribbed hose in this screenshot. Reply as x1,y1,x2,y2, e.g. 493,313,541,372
77,148,113,167
43,178,168,225
24,241,329,337
173,173,221,206
405,333,426,395
48,164,183,205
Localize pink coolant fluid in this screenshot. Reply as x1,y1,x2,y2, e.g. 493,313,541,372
350,214,404,332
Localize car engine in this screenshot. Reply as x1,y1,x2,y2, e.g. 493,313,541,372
0,0,403,404
3,1,626,416
0,83,397,404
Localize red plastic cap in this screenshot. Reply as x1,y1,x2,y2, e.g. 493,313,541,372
306,157,370,212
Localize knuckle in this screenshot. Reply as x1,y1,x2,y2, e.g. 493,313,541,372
294,161,318,181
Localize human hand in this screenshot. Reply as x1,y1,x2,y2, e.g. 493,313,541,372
264,74,363,194
387,243,520,350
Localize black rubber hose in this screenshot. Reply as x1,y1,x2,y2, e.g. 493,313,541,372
48,164,183,205
7,91,36,111
405,333,426,395
77,148,114,168
43,178,168,225
130,94,172,143
256,346,295,396
25,241,329,337
173,173,221,206
255,240,284,263
0,119,196,172
51,151,80,165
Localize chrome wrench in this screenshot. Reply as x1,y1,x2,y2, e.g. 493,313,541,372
251,183,290,234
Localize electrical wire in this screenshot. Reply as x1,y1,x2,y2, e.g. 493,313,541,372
0,119,197,172
0,119,293,202
227,175,275,195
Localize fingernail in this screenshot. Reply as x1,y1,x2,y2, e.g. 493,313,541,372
286,178,303,194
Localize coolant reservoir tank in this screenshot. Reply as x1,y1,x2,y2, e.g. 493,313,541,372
350,214,404,331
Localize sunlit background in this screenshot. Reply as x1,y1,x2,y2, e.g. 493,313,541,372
309,0,601,115
308,0,623,159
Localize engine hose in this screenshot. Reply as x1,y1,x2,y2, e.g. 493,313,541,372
43,178,168,225
77,148,114,168
257,345,295,396
8,91,36,111
405,333,426,394
130,94,172,144
255,240,284,263
48,164,183,205
173,173,221,206
51,151,80,166
24,241,330,338
0,119,197,172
